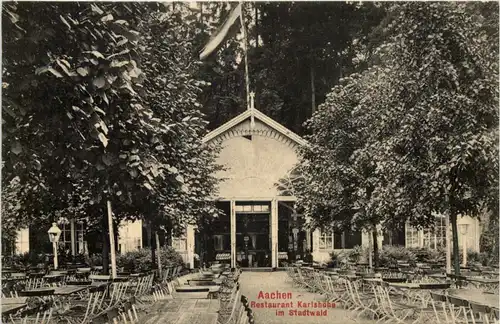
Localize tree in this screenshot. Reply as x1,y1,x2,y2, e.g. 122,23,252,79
296,70,387,266
2,3,221,272
358,2,498,274
296,2,498,273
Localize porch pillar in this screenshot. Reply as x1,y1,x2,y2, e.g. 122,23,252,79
70,219,76,257
230,200,236,268
271,199,278,268
311,229,321,262
186,224,195,269
376,224,384,248
306,229,311,251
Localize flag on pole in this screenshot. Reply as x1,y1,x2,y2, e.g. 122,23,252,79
199,3,243,60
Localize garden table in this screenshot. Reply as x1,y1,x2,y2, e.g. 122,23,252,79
2,297,28,305
388,282,450,307
20,287,55,297
51,285,94,310
1,303,27,316
464,277,499,292
44,274,64,287
382,277,407,283
188,279,219,286
66,280,92,286
428,273,447,279
53,285,89,295
447,289,499,310
44,274,64,280
200,271,215,276
176,286,220,294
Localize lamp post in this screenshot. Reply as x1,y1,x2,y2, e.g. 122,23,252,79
459,224,469,267
48,223,62,270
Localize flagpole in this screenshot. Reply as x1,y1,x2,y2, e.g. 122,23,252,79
239,2,251,110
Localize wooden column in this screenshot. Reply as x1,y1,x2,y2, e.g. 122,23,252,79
271,199,278,268
230,200,236,268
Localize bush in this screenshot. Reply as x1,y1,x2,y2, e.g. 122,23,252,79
327,251,349,268
4,252,47,269
116,247,184,273
85,253,103,267
378,245,417,267
347,245,367,263
389,246,493,267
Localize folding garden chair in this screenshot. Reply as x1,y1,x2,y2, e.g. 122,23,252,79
447,296,474,324
469,302,493,324
348,279,379,320
428,292,451,324
218,289,242,324
326,275,349,305
55,284,108,324
376,283,419,323
7,300,54,324
491,308,499,324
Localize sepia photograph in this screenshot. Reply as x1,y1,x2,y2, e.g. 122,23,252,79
1,1,499,324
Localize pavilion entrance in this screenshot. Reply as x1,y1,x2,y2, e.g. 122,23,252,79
235,202,272,267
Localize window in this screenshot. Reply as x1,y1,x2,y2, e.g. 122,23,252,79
405,226,420,248
235,203,270,213
319,230,334,250
58,221,85,253
434,215,446,248
424,215,446,249
406,215,446,250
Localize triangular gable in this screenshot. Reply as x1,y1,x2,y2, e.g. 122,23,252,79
202,108,307,146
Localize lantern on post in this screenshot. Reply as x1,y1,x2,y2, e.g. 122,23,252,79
48,223,62,270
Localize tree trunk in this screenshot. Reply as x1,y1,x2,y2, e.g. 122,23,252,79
450,211,461,275
255,2,259,48
310,61,316,115
102,216,109,275
149,223,156,268
372,228,379,268
155,232,162,276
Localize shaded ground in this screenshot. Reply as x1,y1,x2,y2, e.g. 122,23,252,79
238,271,376,324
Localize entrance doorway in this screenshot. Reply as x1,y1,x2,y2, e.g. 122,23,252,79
235,202,271,267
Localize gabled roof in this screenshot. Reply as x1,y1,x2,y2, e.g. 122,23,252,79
202,108,307,146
